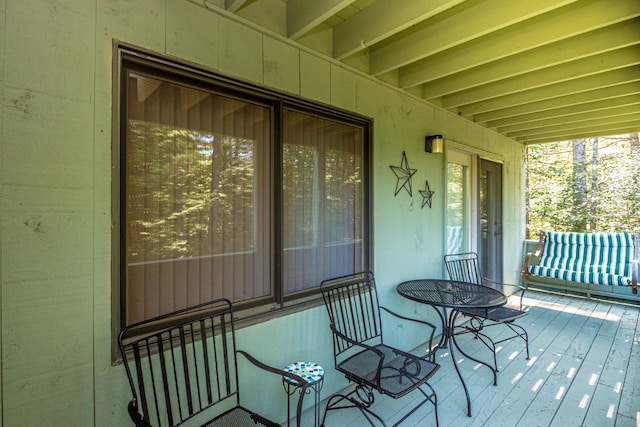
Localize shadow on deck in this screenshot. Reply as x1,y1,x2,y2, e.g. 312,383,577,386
305,290,640,427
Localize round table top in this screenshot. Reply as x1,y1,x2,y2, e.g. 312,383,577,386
283,361,324,385
396,279,507,310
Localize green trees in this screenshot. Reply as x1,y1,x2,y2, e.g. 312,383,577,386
525,133,640,239
126,121,258,262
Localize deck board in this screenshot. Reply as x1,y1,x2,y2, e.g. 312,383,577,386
312,290,640,427
616,305,640,426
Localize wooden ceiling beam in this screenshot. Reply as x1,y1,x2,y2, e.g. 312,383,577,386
216,0,640,143
459,66,640,117
519,124,640,144
399,0,640,89
506,112,640,139
225,0,251,13
287,0,355,39
332,0,464,60
368,0,577,76
437,45,640,108
472,80,640,123
408,19,639,95
497,104,640,134
485,94,640,128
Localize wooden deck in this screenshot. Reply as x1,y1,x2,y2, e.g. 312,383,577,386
313,290,640,427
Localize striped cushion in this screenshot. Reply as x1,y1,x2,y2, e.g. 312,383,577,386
529,231,634,286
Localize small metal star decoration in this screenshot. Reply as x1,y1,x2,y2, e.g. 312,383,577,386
390,151,417,197
419,180,435,208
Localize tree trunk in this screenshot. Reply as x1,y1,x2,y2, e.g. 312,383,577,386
590,138,598,231
572,139,587,231
631,132,639,149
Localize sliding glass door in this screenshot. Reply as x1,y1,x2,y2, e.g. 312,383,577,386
447,151,504,283
480,159,503,283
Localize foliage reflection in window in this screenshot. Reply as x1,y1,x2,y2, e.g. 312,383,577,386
282,109,365,294
127,122,257,262
118,58,370,327
124,72,270,325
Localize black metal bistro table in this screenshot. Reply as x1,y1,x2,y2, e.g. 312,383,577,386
396,279,507,417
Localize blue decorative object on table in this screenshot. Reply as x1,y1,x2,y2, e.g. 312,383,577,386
283,362,325,427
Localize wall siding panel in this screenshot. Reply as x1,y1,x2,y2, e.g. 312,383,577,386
300,51,331,105
0,0,526,425
2,0,96,423
167,0,220,70
263,36,300,95
218,17,263,85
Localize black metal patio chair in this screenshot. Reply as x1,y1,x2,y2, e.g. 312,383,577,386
319,271,440,427
444,252,530,372
118,298,309,427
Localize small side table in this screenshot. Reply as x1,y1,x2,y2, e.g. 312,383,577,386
283,361,324,427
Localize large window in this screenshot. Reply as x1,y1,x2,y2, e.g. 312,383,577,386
115,49,370,328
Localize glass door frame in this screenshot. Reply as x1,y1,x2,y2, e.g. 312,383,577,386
446,149,478,254
445,142,505,274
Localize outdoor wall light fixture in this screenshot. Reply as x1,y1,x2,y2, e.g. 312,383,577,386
425,135,444,154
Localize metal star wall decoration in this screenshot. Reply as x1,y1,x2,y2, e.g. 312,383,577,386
389,151,417,197
419,180,435,208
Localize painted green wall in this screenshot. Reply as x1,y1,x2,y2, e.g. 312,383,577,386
0,0,526,425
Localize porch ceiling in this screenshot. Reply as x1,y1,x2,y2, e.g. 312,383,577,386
220,0,640,144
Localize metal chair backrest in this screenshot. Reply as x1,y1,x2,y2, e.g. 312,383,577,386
444,252,482,285
320,271,383,361
118,298,239,427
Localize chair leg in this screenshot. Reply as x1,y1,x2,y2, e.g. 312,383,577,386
454,318,500,374
454,326,499,384
504,322,529,360
456,319,530,375
490,321,529,361
391,383,438,427
320,382,439,427
320,385,385,427
420,382,438,427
